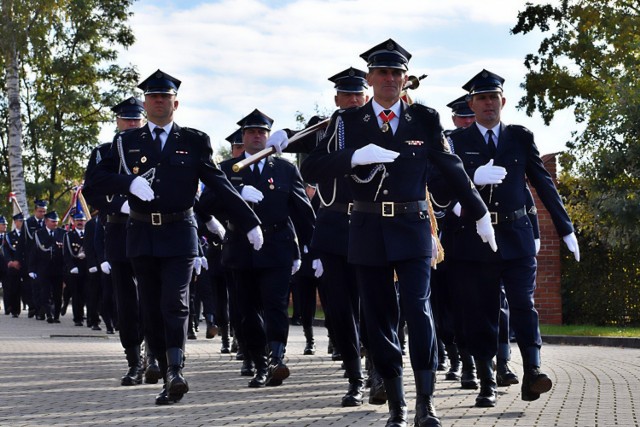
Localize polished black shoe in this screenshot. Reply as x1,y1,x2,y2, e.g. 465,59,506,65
521,368,552,401
265,361,289,387
235,351,245,361
155,384,183,405
341,380,364,407
415,396,441,427
496,361,520,387
303,341,316,355
74,321,83,327
166,366,189,400
460,369,479,390
12,314,19,318
121,366,143,386
47,317,54,324
475,380,498,407
92,325,102,331
28,309,36,318
386,402,408,427
369,374,387,405
53,318,61,323
240,359,255,376
248,368,267,388
144,358,162,384
36,314,45,321
444,368,461,381
187,329,197,340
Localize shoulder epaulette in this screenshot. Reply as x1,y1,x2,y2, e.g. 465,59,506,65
181,127,207,137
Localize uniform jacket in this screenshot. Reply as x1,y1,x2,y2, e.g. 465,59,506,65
4,229,27,269
84,123,260,258
302,100,488,266
447,122,574,261
63,228,87,274
29,227,65,277
213,154,315,269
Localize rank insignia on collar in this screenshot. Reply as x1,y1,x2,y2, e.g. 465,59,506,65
404,140,423,146
404,112,412,122
363,114,371,122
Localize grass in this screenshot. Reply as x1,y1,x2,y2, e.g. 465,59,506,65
540,324,640,338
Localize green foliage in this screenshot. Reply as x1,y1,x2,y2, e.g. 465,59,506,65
0,0,138,209
512,1,640,249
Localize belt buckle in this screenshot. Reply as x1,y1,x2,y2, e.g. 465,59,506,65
490,212,498,225
151,213,162,226
347,203,353,215
382,202,394,217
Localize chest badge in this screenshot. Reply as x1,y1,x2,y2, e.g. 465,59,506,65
141,156,147,164
268,177,275,190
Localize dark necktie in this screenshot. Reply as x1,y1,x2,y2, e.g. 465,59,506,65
379,109,396,134
38,220,43,228
252,163,261,183
487,130,497,158
79,231,84,238
49,230,54,238
154,127,165,153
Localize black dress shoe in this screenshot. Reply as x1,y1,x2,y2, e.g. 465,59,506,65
92,325,102,331
496,361,520,386
415,396,441,427
521,368,552,401
386,403,408,427
187,330,197,340
53,318,61,323
248,369,267,388
46,318,54,324
74,321,83,327
265,361,289,387
155,384,184,405
460,369,479,390
341,381,364,407
240,359,255,376
121,366,143,386
144,359,162,384
369,374,387,405
475,380,498,407
12,314,19,318
166,367,189,400
235,351,244,361
28,309,36,318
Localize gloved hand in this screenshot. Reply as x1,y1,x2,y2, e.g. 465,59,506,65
70,267,79,274
129,176,155,201
240,185,264,204
292,259,302,275
100,261,111,274
266,129,289,154
535,238,541,255
29,272,37,279
247,226,264,251
351,143,399,167
88,266,98,273
452,202,462,217
193,257,202,275
476,212,498,252
312,259,323,278
562,232,580,261
431,235,439,261
473,159,507,186
201,256,209,271
206,216,226,239
120,200,130,215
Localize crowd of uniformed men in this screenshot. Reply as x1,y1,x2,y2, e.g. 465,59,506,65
0,38,581,427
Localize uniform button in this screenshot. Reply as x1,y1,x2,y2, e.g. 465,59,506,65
155,179,160,183
157,163,161,166
382,190,389,195
494,202,499,207
385,172,390,177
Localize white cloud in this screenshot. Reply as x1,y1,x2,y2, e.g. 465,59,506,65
102,0,577,155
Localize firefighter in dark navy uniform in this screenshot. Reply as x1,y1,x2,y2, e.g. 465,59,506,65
446,69,580,408
84,70,263,405
302,39,496,427
205,109,315,389
24,199,48,319
4,213,27,318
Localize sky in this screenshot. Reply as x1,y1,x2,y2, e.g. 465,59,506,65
101,0,577,156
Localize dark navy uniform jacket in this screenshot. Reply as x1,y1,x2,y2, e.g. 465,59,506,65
302,100,488,266
29,228,65,276
85,123,260,259
447,122,574,262
4,228,27,267
211,154,315,270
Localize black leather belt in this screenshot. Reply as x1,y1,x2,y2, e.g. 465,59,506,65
107,214,128,224
488,206,527,225
320,202,352,215
129,208,193,226
351,200,428,217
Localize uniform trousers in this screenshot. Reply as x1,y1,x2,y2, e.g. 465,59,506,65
319,252,360,362
39,274,63,319
232,266,291,348
3,268,23,315
453,256,540,360
356,256,437,379
131,256,193,357
110,261,143,349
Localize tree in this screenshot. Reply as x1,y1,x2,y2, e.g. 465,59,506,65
0,0,138,215
512,0,640,249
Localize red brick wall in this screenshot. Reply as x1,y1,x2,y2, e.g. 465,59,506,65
530,153,563,325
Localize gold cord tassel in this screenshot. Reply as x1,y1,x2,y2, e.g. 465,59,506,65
426,185,445,267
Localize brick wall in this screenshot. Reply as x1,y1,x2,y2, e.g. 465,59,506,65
530,153,563,325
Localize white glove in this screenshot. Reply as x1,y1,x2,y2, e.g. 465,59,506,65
452,202,462,217
70,267,79,274
431,235,439,261
29,272,37,279
312,259,324,278
247,226,264,251
88,266,98,273
201,256,209,271
240,185,264,204
129,176,155,201
292,259,302,275
120,200,130,215
562,232,580,262
193,257,202,275
473,159,507,186
534,238,541,255
206,216,226,239
476,212,498,252
100,261,111,274
266,129,289,154
351,143,399,167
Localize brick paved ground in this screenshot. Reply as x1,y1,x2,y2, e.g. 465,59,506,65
1,314,639,426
